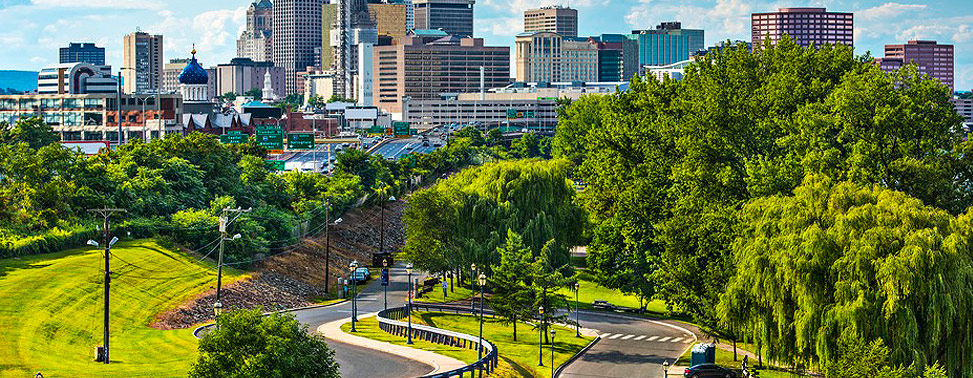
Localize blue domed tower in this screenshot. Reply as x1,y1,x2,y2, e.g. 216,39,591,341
179,45,209,102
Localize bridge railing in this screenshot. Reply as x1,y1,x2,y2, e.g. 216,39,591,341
377,305,499,378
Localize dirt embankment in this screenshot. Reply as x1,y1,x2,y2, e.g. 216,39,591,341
152,201,406,329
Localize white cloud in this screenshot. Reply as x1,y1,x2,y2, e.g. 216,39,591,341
858,2,927,20
30,0,164,10
476,17,521,37
626,0,755,42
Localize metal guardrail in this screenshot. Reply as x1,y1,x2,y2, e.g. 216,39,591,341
377,305,499,378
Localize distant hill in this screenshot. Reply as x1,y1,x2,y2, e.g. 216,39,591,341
0,70,37,94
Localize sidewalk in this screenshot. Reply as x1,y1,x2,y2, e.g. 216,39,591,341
315,312,468,375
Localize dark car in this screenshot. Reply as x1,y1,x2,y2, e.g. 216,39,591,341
684,363,736,378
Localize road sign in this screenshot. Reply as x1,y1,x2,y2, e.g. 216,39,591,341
228,130,243,135
506,108,517,119
264,160,285,171
393,122,411,136
220,133,247,144
256,125,284,150
268,149,284,155
381,269,389,287
287,133,315,150
441,281,447,293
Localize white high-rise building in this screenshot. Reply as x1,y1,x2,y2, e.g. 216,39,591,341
273,0,323,94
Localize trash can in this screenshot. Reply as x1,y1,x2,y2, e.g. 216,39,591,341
690,343,716,367
94,346,106,362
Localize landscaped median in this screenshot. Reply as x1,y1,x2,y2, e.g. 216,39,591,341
340,310,594,378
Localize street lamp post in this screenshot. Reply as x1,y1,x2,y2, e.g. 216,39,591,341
350,260,359,332
324,201,342,294
379,194,396,264
538,306,544,367
662,360,670,378
383,258,389,310
550,328,556,378
477,273,486,378
406,263,414,345
470,263,477,311
138,94,158,142
574,282,581,337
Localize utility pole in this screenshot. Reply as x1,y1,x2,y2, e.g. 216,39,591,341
217,207,251,302
87,208,126,365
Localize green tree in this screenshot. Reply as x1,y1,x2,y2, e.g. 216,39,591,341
189,308,340,378
488,230,535,340
720,176,973,375
244,88,262,101
823,333,910,378
221,92,238,102
485,128,504,147
552,95,606,165
453,127,485,146
0,117,59,149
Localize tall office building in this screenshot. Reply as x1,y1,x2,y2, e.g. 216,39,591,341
236,0,274,62
592,34,639,82
632,22,704,67
751,8,853,49
60,43,106,66
524,6,577,37
515,32,598,83
331,0,378,98
876,40,954,90
37,63,118,95
413,0,475,37
373,30,509,115
273,0,323,95
216,58,287,99
122,31,164,94
322,2,407,70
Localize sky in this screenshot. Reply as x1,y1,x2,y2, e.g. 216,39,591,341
0,0,971,89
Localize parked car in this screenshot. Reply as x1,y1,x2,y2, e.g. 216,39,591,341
684,364,736,378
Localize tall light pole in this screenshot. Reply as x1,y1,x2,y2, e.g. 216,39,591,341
382,258,390,310
217,207,250,302
379,193,396,263
550,328,556,378
324,201,342,294
350,260,359,332
470,263,477,311
87,208,125,364
538,306,544,367
406,263,414,345
138,94,158,142
574,282,581,337
477,272,487,378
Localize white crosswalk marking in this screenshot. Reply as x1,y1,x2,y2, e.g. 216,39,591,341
600,333,612,338
609,334,624,339
670,337,684,343
634,335,646,341
621,334,635,340
658,337,672,342
647,336,659,341
683,338,693,343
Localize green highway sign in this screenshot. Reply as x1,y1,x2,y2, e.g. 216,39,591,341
393,121,411,136
506,109,517,119
220,133,247,144
287,133,315,150
256,125,284,150
264,160,285,171
228,130,243,135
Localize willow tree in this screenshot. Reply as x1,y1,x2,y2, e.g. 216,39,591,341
720,176,973,375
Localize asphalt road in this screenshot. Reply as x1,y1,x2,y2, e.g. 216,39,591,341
291,265,431,378
560,311,696,378
370,138,442,161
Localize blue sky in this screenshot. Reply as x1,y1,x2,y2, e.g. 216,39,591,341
0,0,970,89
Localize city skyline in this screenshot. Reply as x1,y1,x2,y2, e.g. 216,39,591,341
0,0,970,89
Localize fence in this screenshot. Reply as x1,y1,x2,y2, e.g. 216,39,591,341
377,305,499,378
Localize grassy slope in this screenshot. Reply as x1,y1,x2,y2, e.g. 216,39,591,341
558,270,669,314
0,240,241,378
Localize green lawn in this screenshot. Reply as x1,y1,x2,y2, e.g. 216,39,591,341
558,276,669,314
0,239,242,378
415,283,474,304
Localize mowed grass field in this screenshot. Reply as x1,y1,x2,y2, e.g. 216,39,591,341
0,240,241,378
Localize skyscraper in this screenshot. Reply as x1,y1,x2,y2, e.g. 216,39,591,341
751,8,853,49
331,0,378,98
60,42,106,66
524,6,577,37
592,34,639,82
876,40,954,90
413,0,474,37
122,31,164,94
237,0,274,62
632,22,704,67
273,0,323,95
516,32,598,83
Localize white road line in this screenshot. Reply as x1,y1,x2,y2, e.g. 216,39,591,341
647,336,659,341
600,333,612,338
621,334,635,340
634,335,646,341
683,338,693,343
670,337,684,343
658,336,672,342
608,334,624,339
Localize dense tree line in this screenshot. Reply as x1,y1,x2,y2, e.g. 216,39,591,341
0,120,487,261
555,36,970,376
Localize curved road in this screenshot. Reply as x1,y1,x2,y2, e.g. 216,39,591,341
291,265,432,377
